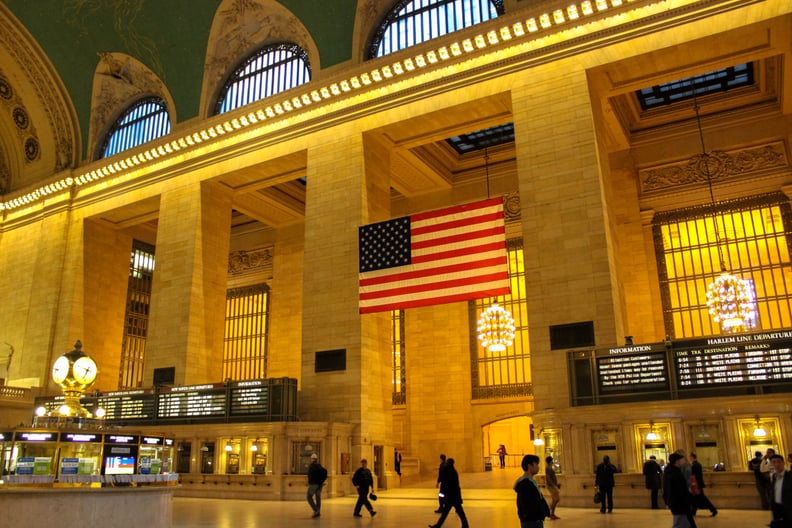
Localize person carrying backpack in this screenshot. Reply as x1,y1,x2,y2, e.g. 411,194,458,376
307,453,328,518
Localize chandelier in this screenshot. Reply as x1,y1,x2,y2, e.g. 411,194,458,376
477,303,515,352
692,92,756,333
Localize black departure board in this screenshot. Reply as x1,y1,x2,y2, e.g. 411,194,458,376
570,330,792,406
596,344,669,393
98,390,156,422
674,332,792,387
33,377,298,425
157,384,227,420
229,380,270,416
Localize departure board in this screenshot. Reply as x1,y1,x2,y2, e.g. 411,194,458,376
229,380,270,416
674,332,792,387
596,344,669,393
98,390,156,422
570,330,792,406
157,384,227,420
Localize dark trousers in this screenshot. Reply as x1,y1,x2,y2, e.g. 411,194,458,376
599,487,613,512
433,501,469,528
650,488,659,509
354,488,373,515
692,491,716,514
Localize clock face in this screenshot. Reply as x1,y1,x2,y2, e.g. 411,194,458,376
72,356,97,385
52,356,70,384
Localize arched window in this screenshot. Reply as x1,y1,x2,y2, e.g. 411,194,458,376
368,0,504,59
100,97,171,158
215,43,311,115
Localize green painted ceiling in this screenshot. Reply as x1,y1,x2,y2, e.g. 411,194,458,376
5,0,357,155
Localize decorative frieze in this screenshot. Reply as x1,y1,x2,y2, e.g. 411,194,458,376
228,247,274,277
639,142,788,194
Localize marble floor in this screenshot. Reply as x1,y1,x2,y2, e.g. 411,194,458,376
172,469,771,528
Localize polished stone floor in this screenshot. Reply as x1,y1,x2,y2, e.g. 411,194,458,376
172,469,771,528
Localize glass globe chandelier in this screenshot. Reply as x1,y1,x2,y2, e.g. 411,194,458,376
477,303,515,353
691,91,756,334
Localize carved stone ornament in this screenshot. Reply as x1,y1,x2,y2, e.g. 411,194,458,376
201,0,315,116
639,142,788,194
228,247,274,277
0,69,40,166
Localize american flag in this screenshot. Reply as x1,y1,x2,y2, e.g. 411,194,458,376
358,197,510,313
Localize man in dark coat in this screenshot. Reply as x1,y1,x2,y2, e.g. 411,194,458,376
435,454,447,513
429,458,469,528
643,455,662,509
689,452,717,517
514,454,549,528
595,455,617,513
664,452,694,528
770,454,792,527
351,458,377,518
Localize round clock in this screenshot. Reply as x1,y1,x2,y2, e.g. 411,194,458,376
52,355,70,384
72,356,98,385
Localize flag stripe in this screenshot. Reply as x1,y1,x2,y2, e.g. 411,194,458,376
358,197,510,313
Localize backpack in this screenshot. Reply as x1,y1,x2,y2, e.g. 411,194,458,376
318,465,328,484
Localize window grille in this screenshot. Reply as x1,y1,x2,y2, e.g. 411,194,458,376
392,310,406,405
368,0,504,59
215,43,311,115
101,97,170,158
224,283,270,381
470,237,532,399
119,240,155,389
654,193,792,338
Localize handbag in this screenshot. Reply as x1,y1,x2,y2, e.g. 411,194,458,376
690,475,701,496
369,492,378,501
593,488,602,504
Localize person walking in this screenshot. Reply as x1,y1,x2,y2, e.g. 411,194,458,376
429,458,469,528
394,448,402,476
770,453,792,527
352,458,377,518
435,454,447,513
306,453,327,518
664,452,695,528
595,455,617,513
544,456,561,520
643,455,663,509
689,452,717,517
514,454,550,528
751,450,770,510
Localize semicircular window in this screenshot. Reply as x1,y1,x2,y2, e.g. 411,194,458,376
368,0,504,59
100,97,171,159
215,42,311,115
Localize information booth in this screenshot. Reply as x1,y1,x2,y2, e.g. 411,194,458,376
0,431,12,475
58,432,101,477
12,431,57,478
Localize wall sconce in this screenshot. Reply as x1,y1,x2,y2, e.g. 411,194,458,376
646,422,659,441
224,444,233,452
250,439,259,452
533,429,545,446
753,417,767,438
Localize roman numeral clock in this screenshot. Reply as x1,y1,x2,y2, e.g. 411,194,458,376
50,340,98,418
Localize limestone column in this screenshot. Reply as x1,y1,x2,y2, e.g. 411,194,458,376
144,180,232,386
511,69,622,411
299,127,393,468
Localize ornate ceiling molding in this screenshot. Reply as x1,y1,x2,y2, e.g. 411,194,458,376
0,3,78,181
639,141,788,194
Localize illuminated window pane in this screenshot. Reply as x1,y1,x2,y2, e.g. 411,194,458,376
470,237,531,399
224,284,269,380
101,97,170,158
392,310,406,405
119,240,155,389
655,194,792,338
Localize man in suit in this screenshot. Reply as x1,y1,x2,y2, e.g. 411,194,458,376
770,454,792,527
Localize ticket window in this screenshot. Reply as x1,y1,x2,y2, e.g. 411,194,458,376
592,429,620,472
139,437,167,474
12,431,58,475
222,439,240,474
739,417,782,467
200,442,215,474
58,433,102,476
176,442,191,473
1,432,13,475
249,438,268,474
538,429,563,474
690,424,723,471
635,423,671,467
